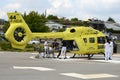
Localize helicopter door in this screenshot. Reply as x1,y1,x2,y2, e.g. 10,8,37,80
85,37,96,53
64,40,78,51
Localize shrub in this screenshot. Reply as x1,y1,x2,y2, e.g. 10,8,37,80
0,41,35,52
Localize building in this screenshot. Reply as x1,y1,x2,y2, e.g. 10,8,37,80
104,22,120,31
45,20,68,32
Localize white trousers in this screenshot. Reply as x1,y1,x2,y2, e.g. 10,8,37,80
105,50,110,60
109,48,113,59
60,47,66,58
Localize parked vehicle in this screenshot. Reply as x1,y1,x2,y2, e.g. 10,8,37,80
28,40,40,44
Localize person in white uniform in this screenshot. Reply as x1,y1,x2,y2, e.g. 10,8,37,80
43,39,49,58
59,40,67,59
48,45,54,58
104,39,110,61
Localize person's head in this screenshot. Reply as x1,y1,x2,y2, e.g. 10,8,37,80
106,39,110,44
50,45,52,47
109,38,112,41
60,38,63,41
54,39,56,42
105,36,109,40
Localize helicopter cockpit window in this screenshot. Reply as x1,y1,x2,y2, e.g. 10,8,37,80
89,37,95,43
97,37,105,44
70,29,76,33
83,38,87,43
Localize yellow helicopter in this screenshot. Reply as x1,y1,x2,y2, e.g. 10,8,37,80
5,12,106,59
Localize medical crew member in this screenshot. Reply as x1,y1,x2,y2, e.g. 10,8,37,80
59,40,67,59
104,39,110,61
44,39,49,57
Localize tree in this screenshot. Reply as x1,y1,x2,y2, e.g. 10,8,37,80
47,15,59,21
70,17,83,26
71,17,78,22
2,22,9,33
107,17,116,23
23,11,49,32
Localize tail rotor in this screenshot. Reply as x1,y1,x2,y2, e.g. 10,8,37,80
5,12,32,49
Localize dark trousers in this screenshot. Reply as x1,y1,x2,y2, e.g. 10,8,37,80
57,50,61,58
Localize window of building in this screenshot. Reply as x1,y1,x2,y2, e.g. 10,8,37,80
52,25,57,29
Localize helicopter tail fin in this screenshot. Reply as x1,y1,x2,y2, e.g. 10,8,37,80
5,12,32,49
7,12,26,24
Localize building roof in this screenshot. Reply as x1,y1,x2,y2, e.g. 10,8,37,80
104,22,120,31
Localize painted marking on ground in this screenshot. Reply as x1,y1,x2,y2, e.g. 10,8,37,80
13,66,55,71
30,56,36,59
60,73,118,79
29,56,71,59
29,55,120,64
55,58,86,62
31,53,38,54
30,55,88,62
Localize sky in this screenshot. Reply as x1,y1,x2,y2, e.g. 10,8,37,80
0,0,120,22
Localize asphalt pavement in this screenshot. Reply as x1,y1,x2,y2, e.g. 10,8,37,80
0,51,120,80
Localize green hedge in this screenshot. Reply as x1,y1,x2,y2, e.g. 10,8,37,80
0,41,35,52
